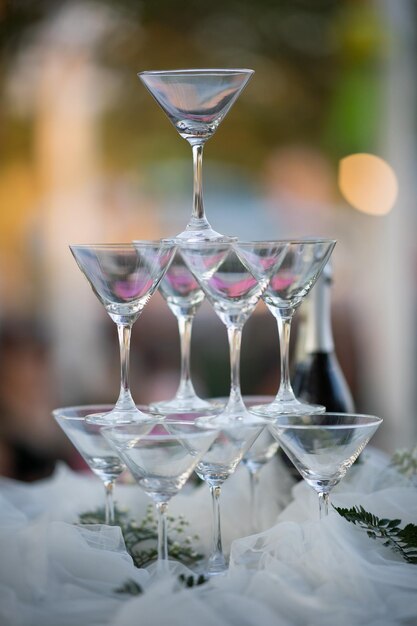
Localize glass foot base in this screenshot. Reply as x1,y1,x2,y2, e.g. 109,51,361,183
172,226,237,243
86,407,160,425
150,396,223,415
206,555,228,578
249,399,326,419
202,395,270,426
197,408,266,428
206,567,228,578
212,395,276,409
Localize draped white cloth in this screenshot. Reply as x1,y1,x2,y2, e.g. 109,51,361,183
0,450,416,626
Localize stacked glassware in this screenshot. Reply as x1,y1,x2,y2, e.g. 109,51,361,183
54,68,382,579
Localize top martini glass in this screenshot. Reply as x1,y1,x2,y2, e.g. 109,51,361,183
138,69,254,242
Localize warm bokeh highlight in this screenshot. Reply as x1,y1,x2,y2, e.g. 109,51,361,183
338,153,398,215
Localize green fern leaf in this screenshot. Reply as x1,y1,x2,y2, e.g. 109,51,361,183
333,504,417,565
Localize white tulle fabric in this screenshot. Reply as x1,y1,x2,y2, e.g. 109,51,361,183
0,450,416,626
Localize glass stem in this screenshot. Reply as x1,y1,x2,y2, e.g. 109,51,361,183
156,501,169,574
190,143,210,229
318,492,330,519
176,314,197,398
249,469,261,533
104,480,115,525
208,485,227,574
225,324,246,415
275,311,296,402
115,323,135,411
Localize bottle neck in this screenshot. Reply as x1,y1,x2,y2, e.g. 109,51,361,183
305,266,334,354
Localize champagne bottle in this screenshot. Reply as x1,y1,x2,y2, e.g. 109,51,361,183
292,262,355,412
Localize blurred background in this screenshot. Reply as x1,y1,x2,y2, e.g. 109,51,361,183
0,0,415,480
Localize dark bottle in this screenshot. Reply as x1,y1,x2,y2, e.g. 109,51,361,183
292,262,355,412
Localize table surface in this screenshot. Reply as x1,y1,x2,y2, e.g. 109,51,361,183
0,449,416,626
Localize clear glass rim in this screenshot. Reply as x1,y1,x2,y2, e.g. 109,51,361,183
236,238,337,246
212,395,276,403
101,420,218,441
52,404,154,420
138,68,254,77
271,413,383,429
178,238,337,248
132,239,176,246
70,241,170,249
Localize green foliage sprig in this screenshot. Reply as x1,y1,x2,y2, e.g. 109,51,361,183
78,504,204,569
115,579,143,596
115,573,208,597
177,573,208,588
334,505,417,564
390,446,417,479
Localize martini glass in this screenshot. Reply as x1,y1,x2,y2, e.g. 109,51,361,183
240,396,279,533
70,242,176,424
138,69,254,242
166,414,263,576
249,239,336,418
180,241,288,423
268,413,382,519
150,249,220,413
211,394,279,533
101,420,218,575
53,405,133,524
196,421,263,575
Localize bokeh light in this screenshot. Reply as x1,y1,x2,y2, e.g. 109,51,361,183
338,153,398,215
